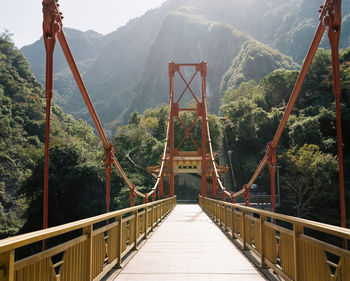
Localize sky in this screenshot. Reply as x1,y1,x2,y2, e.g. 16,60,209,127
1,0,167,48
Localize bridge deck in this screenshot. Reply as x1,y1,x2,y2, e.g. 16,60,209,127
112,204,266,280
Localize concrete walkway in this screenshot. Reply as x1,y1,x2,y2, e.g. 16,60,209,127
113,204,267,281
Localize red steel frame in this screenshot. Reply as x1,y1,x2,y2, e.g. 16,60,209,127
168,62,208,196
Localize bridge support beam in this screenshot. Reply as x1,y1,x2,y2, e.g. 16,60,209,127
42,0,62,250
200,62,208,197
168,63,175,197
326,0,347,231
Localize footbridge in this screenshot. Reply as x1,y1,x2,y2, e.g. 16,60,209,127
0,0,349,280
0,197,349,281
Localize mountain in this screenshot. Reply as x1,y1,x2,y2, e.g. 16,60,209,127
21,0,350,125
129,13,249,115
220,40,299,94
21,28,107,118
21,28,105,81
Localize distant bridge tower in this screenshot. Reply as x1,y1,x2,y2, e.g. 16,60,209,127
148,62,228,198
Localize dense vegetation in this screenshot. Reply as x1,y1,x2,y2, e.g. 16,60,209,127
221,48,350,226
111,105,223,207
0,32,109,237
220,40,299,96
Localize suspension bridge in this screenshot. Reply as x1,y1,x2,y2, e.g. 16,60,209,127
0,0,349,280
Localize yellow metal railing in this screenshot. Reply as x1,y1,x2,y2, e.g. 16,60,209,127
0,196,176,281
199,195,350,281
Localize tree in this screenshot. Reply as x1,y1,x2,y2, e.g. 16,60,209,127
279,144,339,224
0,29,13,43
128,111,140,126
284,178,315,218
220,48,350,217
259,70,298,110
20,145,107,233
288,116,322,147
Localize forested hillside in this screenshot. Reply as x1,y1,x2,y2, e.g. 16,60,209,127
21,0,350,125
0,33,108,237
221,48,350,226
220,40,298,94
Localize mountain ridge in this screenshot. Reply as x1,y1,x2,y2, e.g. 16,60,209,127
21,0,350,125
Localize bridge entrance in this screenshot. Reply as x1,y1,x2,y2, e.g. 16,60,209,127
175,174,205,202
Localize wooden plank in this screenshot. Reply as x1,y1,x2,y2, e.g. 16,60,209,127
14,235,87,271
0,250,14,281
264,221,293,236
299,234,350,259
83,225,93,281
93,221,119,236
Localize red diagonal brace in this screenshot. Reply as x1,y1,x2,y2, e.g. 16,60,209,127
177,71,200,104
176,115,200,151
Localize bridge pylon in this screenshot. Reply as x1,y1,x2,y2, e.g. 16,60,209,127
148,62,228,198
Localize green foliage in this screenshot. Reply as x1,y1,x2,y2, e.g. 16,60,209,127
112,105,170,204
112,104,223,203
20,145,106,232
259,70,299,110
289,116,321,147
128,111,141,126
0,35,106,237
279,144,339,223
220,41,299,95
221,98,265,143
221,47,350,225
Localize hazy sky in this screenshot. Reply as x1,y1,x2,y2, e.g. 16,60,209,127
1,0,167,48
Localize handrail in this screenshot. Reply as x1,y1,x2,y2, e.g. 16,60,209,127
199,196,350,239
199,196,350,280
0,196,176,280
